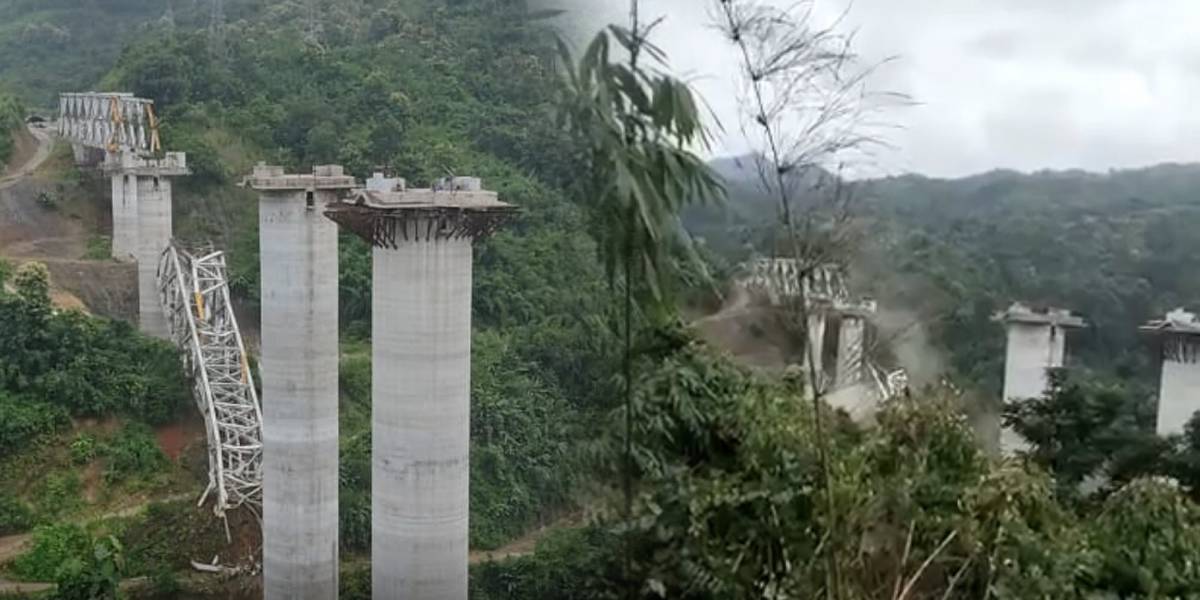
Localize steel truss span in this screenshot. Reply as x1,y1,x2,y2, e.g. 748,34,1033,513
58,92,160,155
158,243,263,519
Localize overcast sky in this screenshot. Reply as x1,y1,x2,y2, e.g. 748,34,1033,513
546,0,1200,178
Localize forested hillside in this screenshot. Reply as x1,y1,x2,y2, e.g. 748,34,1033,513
97,0,614,552
1,0,615,595
5,0,1200,598
690,156,1200,394
0,90,23,164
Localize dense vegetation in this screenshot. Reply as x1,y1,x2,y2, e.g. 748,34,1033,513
471,326,1200,599
0,89,23,164
690,158,1200,394
0,261,187,452
3,0,1200,597
98,0,616,551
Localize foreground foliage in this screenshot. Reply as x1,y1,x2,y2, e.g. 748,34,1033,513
478,326,1200,599
0,262,188,431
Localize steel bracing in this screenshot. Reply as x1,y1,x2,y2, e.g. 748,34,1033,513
59,92,160,155
158,243,263,519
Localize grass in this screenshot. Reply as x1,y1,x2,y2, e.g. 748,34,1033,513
83,235,111,260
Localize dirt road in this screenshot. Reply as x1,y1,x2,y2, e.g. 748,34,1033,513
0,125,54,189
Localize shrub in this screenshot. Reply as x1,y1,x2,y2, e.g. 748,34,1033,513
102,423,167,484
54,535,124,600
83,235,112,260
0,492,33,535
11,522,91,581
34,471,83,522
70,433,98,465
0,393,69,455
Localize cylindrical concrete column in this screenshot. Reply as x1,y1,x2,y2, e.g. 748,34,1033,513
111,172,138,261
251,165,353,600
373,234,473,600
136,175,171,338
324,175,512,600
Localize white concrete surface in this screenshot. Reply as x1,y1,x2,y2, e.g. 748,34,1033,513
372,232,473,600
1156,340,1200,436
111,173,138,260
258,185,342,600
1000,322,1067,453
135,175,171,338
806,313,827,389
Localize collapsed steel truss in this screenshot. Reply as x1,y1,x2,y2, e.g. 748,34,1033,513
58,92,160,155
158,243,263,518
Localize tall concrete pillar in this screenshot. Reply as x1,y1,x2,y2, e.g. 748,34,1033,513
997,303,1085,454
247,164,355,600
806,312,827,389
106,151,189,339
326,175,515,600
1142,309,1200,436
110,171,138,260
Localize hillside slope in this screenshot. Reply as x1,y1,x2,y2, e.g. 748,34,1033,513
691,157,1200,394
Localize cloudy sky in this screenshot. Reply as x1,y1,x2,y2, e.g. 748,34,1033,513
547,0,1200,178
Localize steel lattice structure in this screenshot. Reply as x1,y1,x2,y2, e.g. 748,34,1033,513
58,92,160,155
158,243,263,518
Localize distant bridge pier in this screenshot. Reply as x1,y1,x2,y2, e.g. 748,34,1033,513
996,303,1085,454
327,174,515,600
1141,309,1200,436
246,164,354,600
101,152,189,338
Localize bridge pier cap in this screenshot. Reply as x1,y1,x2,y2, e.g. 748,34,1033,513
244,162,356,191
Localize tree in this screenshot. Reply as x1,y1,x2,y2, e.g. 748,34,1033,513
1006,370,1166,495
710,2,902,595
13,262,51,307
556,2,723,591
55,535,126,600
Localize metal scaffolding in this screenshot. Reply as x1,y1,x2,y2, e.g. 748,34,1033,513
158,243,263,520
58,92,160,155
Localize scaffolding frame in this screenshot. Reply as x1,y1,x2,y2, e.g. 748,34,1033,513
158,243,263,520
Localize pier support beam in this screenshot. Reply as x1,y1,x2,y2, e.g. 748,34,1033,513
247,164,355,600
326,176,514,600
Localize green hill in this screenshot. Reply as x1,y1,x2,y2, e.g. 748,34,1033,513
692,156,1200,393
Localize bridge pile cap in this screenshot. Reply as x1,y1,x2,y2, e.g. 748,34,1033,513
102,151,190,177
324,176,517,247
994,302,1086,328
1140,308,1200,337
242,163,357,191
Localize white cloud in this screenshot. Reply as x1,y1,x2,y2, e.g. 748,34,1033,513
545,0,1200,177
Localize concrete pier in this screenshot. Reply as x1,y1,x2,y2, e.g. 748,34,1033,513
105,151,188,338
110,171,138,260
247,164,355,600
1141,309,1200,436
326,175,514,600
997,303,1085,454
806,312,827,388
